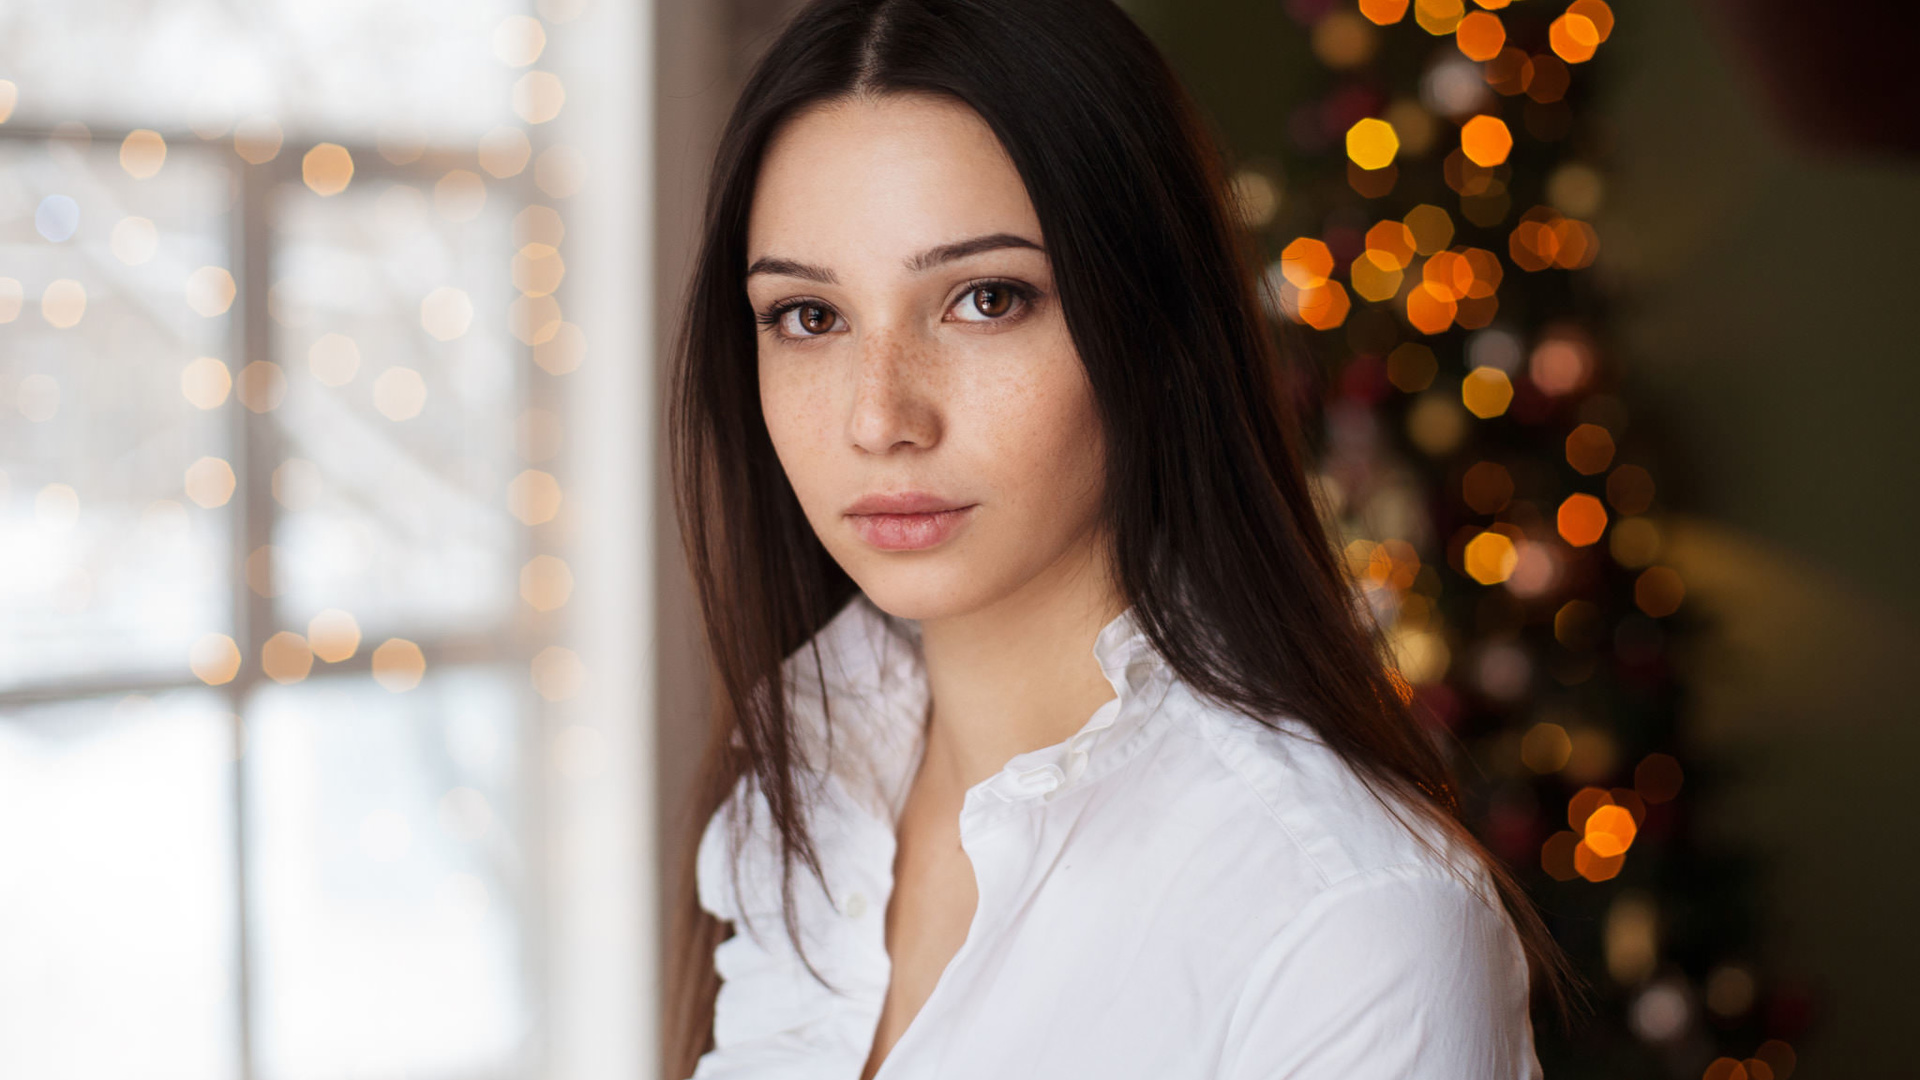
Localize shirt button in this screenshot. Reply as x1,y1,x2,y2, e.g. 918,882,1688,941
843,892,868,919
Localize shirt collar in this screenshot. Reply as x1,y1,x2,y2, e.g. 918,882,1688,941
783,593,1174,821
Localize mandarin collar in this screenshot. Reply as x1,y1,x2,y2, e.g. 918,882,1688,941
785,593,1172,821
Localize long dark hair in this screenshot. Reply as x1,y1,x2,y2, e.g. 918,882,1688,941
666,0,1568,1071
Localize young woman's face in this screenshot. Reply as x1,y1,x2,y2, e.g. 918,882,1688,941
746,94,1108,623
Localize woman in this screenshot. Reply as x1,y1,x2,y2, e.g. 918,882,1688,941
667,0,1563,1076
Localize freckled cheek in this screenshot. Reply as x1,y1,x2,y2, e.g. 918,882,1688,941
759,363,842,506
969,354,1105,522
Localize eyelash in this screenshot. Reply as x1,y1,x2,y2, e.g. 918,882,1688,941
754,278,1039,340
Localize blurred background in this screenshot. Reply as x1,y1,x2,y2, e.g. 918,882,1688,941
2,1,1913,1078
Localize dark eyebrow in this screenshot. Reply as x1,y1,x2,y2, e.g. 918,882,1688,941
744,256,836,284
905,232,1043,272
745,233,1044,284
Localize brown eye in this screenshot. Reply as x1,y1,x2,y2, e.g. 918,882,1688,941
777,303,842,336
951,282,1025,323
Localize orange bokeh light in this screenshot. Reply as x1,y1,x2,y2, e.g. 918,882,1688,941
1406,281,1458,334
1463,529,1518,585
1583,803,1638,857
1568,0,1615,41
1460,114,1514,167
1455,10,1506,61
1558,492,1608,547
1366,220,1418,269
1574,840,1624,882
1550,13,1601,63
1280,237,1335,289
1423,250,1469,301
1568,786,1613,831
1565,423,1616,475
1359,0,1410,25
1296,280,1352,330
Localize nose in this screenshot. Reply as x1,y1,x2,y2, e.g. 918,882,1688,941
845,329,940,455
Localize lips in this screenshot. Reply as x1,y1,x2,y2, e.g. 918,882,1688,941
843,492,977,551
844,492,970,515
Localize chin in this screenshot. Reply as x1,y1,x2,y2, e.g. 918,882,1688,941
835,547,1005,625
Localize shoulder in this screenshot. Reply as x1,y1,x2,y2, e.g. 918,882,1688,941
1154,681,1497,902
1121,680,1512,941
1145,690,1538,1075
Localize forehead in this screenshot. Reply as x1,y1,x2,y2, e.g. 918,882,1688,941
747,94,1040,265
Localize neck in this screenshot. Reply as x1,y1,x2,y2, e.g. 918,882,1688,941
914,539,1126,792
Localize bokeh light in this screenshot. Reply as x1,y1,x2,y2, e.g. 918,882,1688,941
479,126,534,179
302,143,354,197
1454,10,1505,62
1404,203,1455,254
1557,492,1608,546
421,286,475,341
261,631,314,685
180,357,233,409
509,469,563,526
185,266,237,317
1345,117,1401,171
434,169,488,222
307,609,362,664
233,116,283,164
120,129,167,178
189,633,242,686
492,15,548,66
111,216,158,264
1521,721,1573,773
1406,282,1457,334
1464,529,1518,585
41,279,87,328
308,333,362,387
1565,422,1615,474
373,368,429,421
1459,114,1512,166
183,457,237,509
1414,0,1465,36
1550,12,1602,64
371,639,427,693
1584,804,1638,857
1359,0,1410,26
236,361,287,413
1461,366,1513,418
531,646,587,702
1280,237,1334,288
511,71,566,124
520,555,575,612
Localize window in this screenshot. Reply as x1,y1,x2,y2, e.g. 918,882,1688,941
0,2,653,1077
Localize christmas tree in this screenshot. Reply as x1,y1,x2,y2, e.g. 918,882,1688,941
1135,0,1809,1075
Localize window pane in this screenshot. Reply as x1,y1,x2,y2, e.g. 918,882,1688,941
269,174,522,643
247,666,533,1080
0,0,529,142
0,690,239,1080
0,136,233,690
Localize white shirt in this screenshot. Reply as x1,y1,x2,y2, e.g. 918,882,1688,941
692,594,1541,1079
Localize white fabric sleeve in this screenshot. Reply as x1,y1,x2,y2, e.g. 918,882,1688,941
1218,866,1542,1080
